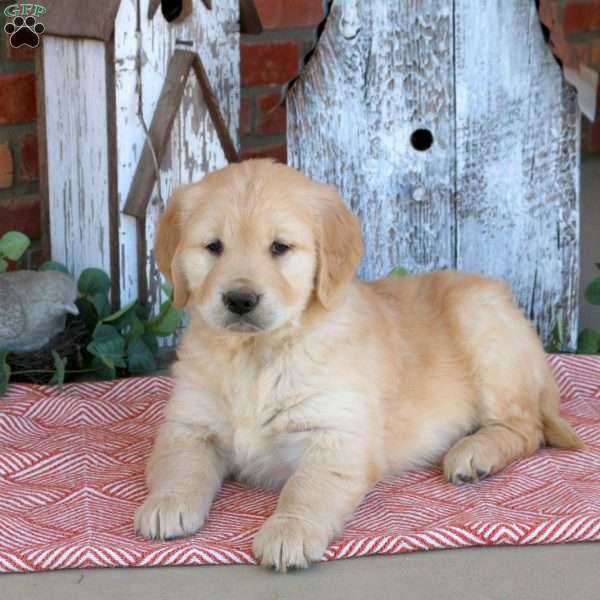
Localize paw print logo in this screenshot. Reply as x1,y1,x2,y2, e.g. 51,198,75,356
4,15,45,49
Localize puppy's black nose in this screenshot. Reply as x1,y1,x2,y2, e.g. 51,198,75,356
223,289,260,315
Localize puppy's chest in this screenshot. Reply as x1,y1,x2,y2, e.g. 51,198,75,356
215,350,315,487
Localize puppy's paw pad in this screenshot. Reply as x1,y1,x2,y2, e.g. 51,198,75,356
252,515,327,572
134,493,204,540
443,438,494,485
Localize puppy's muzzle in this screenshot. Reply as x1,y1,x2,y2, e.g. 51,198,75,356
223,289,260,316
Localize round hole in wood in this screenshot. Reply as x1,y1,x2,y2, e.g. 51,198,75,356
410,129,434,151
162,0,183,22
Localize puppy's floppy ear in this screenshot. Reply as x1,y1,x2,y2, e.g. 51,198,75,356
155,187,192,309
315,185,363,309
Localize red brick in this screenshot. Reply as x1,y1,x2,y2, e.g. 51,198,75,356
584,115,600,153
539,0,560,29
240,144,287,164
0,143,13,189
0,194,41,239
257,89,284,114
571,39,600,65
240,94,253,135
257,104,286,135
0,72,37,125
241,41,300,86
550,36,578,68
254,0,325,29
256,89,286,134
19,133,38,181
563,1,600,34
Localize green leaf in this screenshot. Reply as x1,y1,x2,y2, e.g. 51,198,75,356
389,266,409,277
78,268,111,296
142,332,159,355
545,318,564,353
0,350,11,396
75,297,99,331
127,337,157,375
552,318,563,346
87,324,126,368
102,300,137,329
0,231,30,261
584,277,600,306
91,292,111,319
49,351,67,385
0,257,7,273
576,329,600,355
135,303,149,322
131,315,145,338
91,356,117,380
147,301,184,337
39,260,69,274
161,281,174,300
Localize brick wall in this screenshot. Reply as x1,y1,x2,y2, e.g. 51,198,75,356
0,9,42,266
239,0,328,162
539,0,600,155
0,1,595,266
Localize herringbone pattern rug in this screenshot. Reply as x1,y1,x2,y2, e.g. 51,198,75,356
0,355,598,573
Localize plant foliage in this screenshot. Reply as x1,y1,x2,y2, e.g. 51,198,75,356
1,263,183,394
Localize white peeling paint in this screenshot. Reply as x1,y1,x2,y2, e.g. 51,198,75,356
288,0,579,348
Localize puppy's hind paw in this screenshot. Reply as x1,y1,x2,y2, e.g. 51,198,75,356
443,436,494,485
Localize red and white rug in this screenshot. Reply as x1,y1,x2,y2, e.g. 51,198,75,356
0,354,599,573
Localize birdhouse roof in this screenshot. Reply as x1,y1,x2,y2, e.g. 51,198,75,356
43,0,121,41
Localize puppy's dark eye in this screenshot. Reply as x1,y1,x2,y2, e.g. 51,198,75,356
271,241,291,257
205,240,223,255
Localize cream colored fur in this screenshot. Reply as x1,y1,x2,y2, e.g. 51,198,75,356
135,159,583,571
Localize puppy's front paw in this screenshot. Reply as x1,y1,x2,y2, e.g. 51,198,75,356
443,436,494,485
134,493,205,540
252,514,328,572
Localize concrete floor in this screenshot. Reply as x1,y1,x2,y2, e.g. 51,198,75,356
4,543,600,600
3,157,599,600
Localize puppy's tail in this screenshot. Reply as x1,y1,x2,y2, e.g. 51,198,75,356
540,375,585,450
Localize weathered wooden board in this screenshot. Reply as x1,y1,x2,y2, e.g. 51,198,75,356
123,50,195,219
113,0,239,307
43,0,121,41
454,0,579,348
288,0,580,348
288,0,456,279
123,51,238,220
113,0,140,308
144,70,229,323
43,37,112,282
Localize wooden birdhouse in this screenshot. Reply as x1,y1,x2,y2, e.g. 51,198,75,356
38,0,239,314
288,0,580,349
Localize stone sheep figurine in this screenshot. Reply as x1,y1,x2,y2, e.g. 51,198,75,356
0,270,79,352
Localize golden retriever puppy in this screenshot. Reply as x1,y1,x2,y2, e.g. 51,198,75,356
134,159,583,571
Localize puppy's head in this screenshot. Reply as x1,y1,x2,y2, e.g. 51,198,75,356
156,160,362,333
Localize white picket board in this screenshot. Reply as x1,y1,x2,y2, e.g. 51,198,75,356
288,0,579,348
288,0,455,279
44,37,112,279
145,71,229,318
113,0,141,307
454,0,579,347
114,0,239,307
